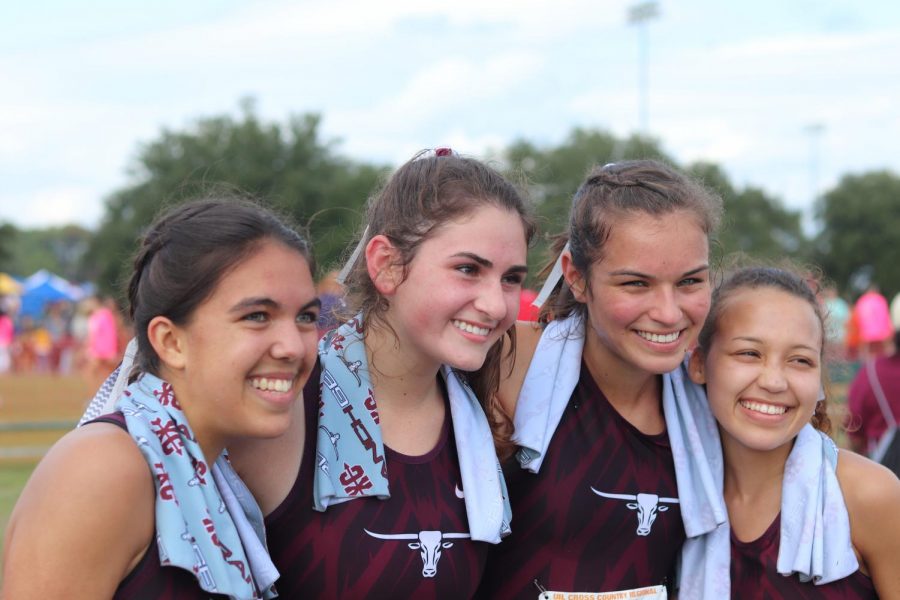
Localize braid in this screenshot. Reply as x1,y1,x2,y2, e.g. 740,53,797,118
127,227,166,321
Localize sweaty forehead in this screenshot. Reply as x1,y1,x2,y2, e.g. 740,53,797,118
598,212,709,273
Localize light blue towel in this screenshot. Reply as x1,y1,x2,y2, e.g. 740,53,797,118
663,361,730,599
118,374,276,599
80,344,280,596
777,424,858,583
314,315,512,543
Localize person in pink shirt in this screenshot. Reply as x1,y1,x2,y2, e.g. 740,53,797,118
84,295,120,392
0,306,13,373
852,285,893,359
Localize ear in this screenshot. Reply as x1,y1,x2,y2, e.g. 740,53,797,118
365,234,401,295
561,250,588,303
147,315,187,372
687,348,707,385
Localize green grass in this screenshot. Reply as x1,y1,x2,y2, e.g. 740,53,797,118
0,462,38,576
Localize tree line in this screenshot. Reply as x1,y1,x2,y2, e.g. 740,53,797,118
2,101,899,302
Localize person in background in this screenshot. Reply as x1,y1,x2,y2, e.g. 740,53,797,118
315,269,345,337
847,313,900,461
822,285,850,359
84,294,120,391
890,291,900,343
0,305,13,374
517,288,540,322
852,284,893,359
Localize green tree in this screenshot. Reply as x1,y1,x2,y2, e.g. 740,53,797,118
814,170,900,294
5,225,92,281
502,128,671,279
84,100,386,295
0,223,17,272
686,162,806,262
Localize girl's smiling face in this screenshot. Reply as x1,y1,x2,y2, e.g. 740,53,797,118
159,239,320,453
381,203,528,373
569,210,711,380
689,286,824,454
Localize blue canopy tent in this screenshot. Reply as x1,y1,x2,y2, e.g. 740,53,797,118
19,270,86,319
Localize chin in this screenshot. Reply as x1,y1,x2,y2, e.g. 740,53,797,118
637,355,685,376
445,352,490,373
251,415,294,440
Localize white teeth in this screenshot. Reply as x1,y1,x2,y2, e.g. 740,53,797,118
249,377,292,393
740,400,787,416
637,330,679,343
453,320,490,336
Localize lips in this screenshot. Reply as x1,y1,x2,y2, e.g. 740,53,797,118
452,319,492,337
248,376,294,393
636,330,681,344
739,399,788,416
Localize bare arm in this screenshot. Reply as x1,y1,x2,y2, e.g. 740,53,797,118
2,424,155,599
838,449,900,598
495,320,543,419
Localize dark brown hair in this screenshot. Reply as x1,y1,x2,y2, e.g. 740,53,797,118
340,150,537,456
696,264,832,433
127,197,313,375
539,160,722,323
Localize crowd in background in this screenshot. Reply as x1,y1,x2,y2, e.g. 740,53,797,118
0,295,129,393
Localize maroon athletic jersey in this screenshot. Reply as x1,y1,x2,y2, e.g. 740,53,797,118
263,364,490,599
731,513,876,599
87,414,228,599
477,363,684,598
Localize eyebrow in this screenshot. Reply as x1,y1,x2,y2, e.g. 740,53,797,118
452,252,528,275
229,297,322,313
608,265,709,279
732,336,818,353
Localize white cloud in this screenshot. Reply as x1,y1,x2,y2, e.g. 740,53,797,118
1,186,102,229
1,1,899,233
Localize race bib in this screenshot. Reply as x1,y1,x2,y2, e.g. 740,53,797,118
537,584,667,600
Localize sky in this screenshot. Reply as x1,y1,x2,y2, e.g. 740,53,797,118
1,0,898,233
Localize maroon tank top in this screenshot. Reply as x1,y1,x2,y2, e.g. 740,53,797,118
477,362,684,598
731,513,877,599
87,413,228,599
263,363,490,598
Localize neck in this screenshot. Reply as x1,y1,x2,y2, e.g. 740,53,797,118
364,322,442,412
720,434,792,503
160,369,225,463
582,334,664,433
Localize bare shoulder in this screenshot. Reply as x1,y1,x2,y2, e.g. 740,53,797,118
837,449,900,512
497,320,544,417
2,424,155,598
836,449,900,595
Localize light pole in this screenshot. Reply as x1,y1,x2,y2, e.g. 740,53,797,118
628,1,660,134
804,123,825,200
803,122,825,234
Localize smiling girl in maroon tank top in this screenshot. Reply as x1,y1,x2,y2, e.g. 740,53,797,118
688,266,900,598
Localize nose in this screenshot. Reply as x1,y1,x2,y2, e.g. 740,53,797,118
758,362,788,393
649,286,683,325
271,320,313,363
473,279,509,323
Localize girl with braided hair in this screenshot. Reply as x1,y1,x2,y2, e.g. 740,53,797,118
478,160,725,599
2,198,320,599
